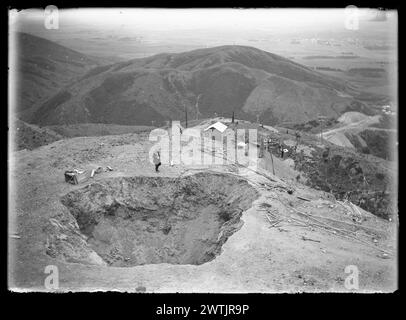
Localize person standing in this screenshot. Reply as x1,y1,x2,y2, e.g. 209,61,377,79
266,137,271,152
153,150,161,172
295,131,301,142
279,142,284,158
322,146,330,163
294,131,301,152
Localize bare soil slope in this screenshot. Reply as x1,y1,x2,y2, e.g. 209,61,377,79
8,128,397,292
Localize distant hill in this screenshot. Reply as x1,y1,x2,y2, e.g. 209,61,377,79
23,44,374,126
12,32,101,113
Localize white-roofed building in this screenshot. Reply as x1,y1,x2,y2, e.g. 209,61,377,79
204,121,228,133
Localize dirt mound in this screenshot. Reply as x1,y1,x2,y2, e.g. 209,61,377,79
48,173,258,267
337,111,370,124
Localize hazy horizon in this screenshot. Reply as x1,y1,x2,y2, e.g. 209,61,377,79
10,8,398,59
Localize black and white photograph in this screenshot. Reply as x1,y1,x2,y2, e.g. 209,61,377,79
8,7,398,294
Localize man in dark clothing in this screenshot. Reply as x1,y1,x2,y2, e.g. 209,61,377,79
279,144,285,158
153,150,161,172
322,147,330,162
295,131,301,141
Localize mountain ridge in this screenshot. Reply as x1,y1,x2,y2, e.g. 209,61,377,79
19,39,373,126
13,32,101,113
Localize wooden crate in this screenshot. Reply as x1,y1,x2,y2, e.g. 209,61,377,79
64,170,90,185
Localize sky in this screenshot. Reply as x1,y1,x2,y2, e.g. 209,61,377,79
9,8,397,36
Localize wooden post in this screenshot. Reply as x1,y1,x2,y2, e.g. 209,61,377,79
318,115,326,143
320,121,323,143
259,139,264,158
185,105,188,128
270,151,275,175
234,125,237,164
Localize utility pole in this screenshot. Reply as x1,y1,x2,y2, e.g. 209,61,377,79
320,121,323,143
195,94,202,121
318,115,327,143
232,111,235,124
270,150,275,175
184,105,188,128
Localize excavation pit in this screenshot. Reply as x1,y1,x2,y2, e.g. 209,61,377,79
58,173,258,267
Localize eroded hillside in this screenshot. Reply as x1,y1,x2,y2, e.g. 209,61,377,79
26,45,373,126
